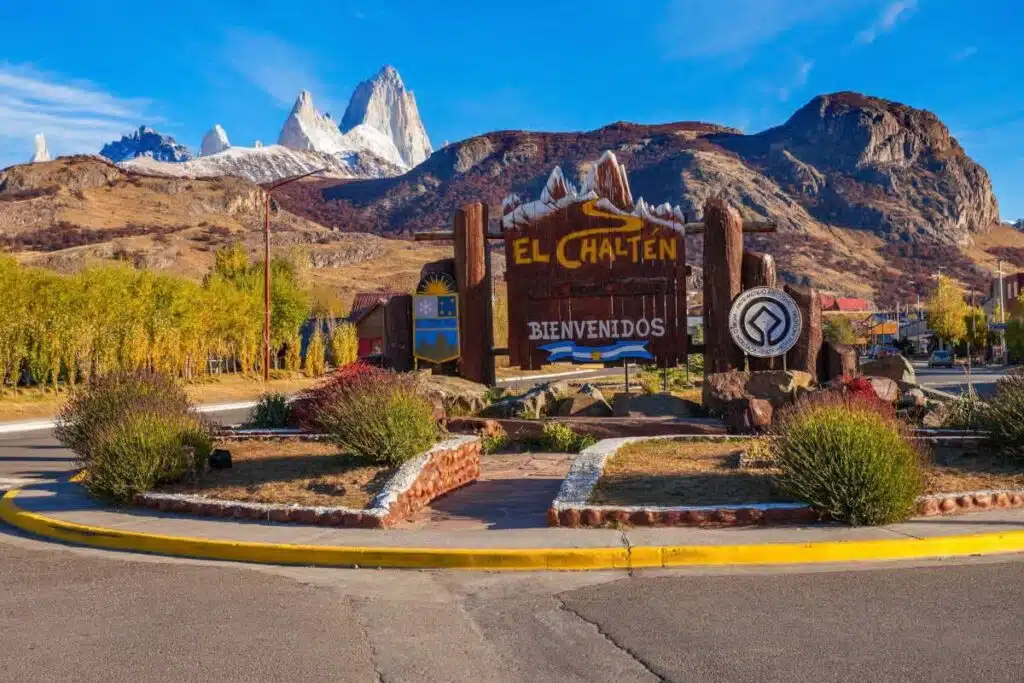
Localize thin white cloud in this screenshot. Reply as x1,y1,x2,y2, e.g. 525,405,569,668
951,46,978,61
662,0,867,59
0,63,152,167
222,28,337,112
855,0,917,45
776,58,816,102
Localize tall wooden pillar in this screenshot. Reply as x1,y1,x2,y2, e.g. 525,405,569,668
702,197,745,375
454,203,494,385
742,251,778,372
785,284,822,376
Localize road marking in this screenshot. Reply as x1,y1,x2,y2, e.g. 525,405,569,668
497,368,612,384
0,477,38,490
0,401,258,436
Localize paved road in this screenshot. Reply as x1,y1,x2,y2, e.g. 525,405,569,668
913,362,1012,398
4,425,1024,681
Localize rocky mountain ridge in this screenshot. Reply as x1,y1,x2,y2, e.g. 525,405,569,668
100,126,193,163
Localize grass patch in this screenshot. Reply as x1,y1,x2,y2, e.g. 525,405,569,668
590,438,1024,509
157,440,393,509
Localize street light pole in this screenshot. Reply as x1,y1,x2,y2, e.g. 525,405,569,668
262,167,327,382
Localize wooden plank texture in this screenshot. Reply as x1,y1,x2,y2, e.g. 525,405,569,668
503,200,687,369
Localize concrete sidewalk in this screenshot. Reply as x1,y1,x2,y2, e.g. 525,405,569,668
11,480,1024,549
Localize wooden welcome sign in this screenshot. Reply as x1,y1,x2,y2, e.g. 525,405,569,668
502,151,688,369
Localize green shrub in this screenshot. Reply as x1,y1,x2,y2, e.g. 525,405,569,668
771,394,924,525
481,429,509,455
539,422,597,453
984,369,1024,458
943,386,987,430
248,392,291,428
84,412,212,503
55,369,213,502
316,371,439,466
55,369,197,462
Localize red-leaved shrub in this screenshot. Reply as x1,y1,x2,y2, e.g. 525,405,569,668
842,375,878,400
288,363,395,429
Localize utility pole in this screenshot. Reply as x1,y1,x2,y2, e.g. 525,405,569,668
262,167,326,382
998,260,1006,365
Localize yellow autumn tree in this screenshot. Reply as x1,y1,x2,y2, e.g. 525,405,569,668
963,306,988,350
926,275,968,347
304,327,327,377
329,322,359,367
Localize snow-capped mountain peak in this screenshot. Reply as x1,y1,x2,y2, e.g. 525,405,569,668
340,65,432,168
31,133,50,163
277,90,354,156
99,67,432,183
200,124,231,157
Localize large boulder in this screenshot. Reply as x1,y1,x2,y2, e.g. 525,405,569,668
555,396,614,418
867,377,899,404
725,398,773,434
900,387,927,409
612,393,702,418
704,369,814,414
820,341,859,383
862,354,916,384
419,373,491,416
703,370,751,414
745,370,814,406
484,380,569,419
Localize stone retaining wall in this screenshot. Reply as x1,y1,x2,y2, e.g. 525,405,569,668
136,436,481,529
549,435,1024,528
916,490,1024,516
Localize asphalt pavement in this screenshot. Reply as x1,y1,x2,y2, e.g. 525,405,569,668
913,362,1011,398
3,418,1024,681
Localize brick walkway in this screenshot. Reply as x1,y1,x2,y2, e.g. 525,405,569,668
394,452,574,530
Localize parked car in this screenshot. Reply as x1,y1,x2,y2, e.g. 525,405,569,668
928,350,955,368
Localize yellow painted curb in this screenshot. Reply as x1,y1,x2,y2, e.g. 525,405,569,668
4,488,1024,570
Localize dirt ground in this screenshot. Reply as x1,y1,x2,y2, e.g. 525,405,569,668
591,439,1024,507
590,439,789,506
158,440,392,509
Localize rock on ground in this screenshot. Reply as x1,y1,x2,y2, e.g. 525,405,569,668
862,355,916,384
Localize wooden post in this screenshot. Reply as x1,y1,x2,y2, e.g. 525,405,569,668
742,251,778,372
454,203,494,385
702,197,744,375
384,295,413,372
784,284,822,376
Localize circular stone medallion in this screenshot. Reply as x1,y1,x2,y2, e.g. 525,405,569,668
728,287,803,358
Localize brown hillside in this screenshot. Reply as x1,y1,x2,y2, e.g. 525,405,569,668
0,156,448,307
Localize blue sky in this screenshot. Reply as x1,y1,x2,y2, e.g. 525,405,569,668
1,0,1021,218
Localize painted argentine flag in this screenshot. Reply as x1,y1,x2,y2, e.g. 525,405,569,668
538,340,654,363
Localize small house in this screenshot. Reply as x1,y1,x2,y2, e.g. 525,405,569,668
349,291,403,359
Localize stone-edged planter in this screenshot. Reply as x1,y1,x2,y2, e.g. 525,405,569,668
135,435,481,528
447,416,727,441
214,427,330,442
548,435,814,528
916,490,1024,516
549,435,1024,528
